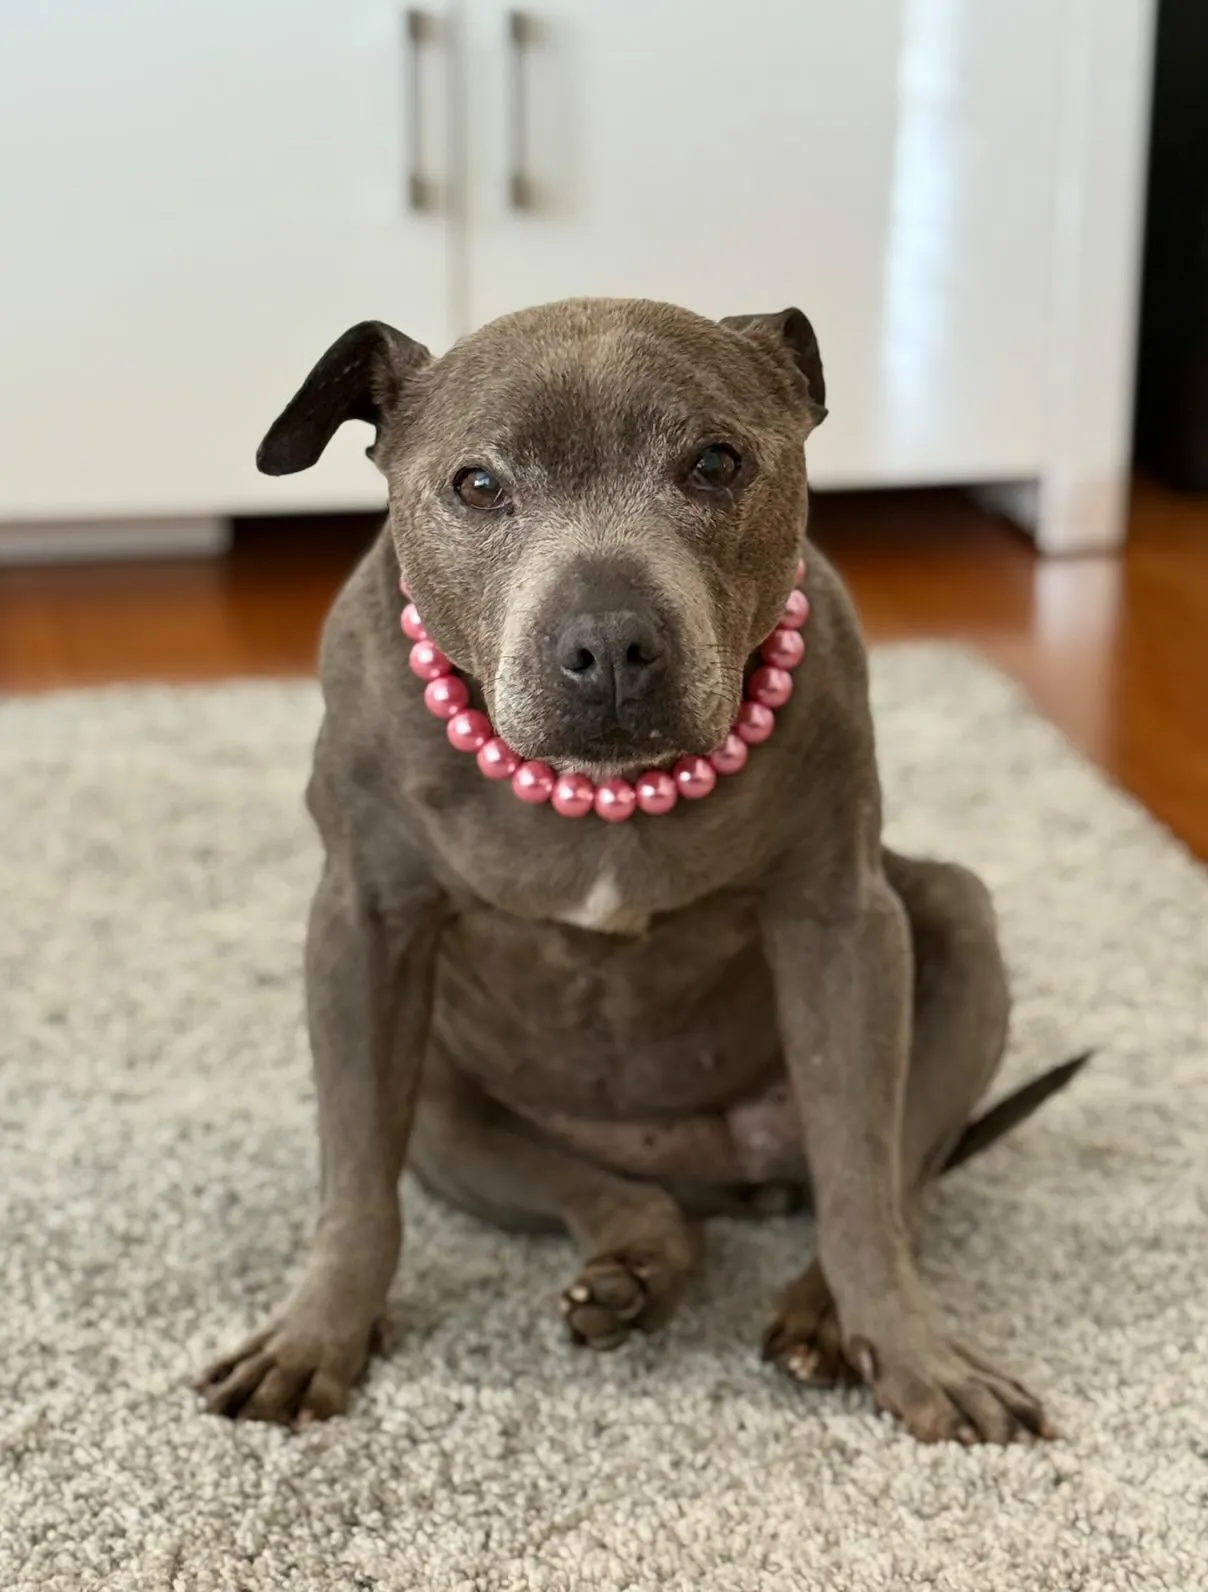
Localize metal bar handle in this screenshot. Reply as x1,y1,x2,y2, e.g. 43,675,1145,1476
404,9,431,212
507,11,533,210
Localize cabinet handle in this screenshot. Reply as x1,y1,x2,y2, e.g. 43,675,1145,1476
403,9,432,212
507,10,533,211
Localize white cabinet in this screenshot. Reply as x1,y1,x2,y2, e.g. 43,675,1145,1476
0,0,451,520
0,0,1154,552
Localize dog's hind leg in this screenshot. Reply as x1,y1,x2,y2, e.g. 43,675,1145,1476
886,850,1012,1186
410,1051,701,1350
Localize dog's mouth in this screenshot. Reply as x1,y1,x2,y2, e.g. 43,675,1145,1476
551,737,702,783
497,715,720,781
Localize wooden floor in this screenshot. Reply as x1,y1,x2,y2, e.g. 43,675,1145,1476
2,480,1206,859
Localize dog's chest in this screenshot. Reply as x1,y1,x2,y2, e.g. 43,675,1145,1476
554,870,651,937
433,879,779,1119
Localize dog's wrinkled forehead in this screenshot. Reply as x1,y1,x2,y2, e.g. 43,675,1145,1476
484,362,705,489
406,300,797,484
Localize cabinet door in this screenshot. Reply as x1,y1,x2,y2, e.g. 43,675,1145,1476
461,0,1064,487
0,0,452,519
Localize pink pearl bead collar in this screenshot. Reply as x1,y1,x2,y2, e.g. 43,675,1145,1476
399,561,809,821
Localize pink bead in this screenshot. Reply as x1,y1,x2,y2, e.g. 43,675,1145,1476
399,575,412,598
761,626,805,670
446,709,492,753
423,674,469,720
795,558,806,586
735,701,776,744
477,737,520,780
710,732,749,776
635,769,678,816
594,778,637,822
780,589,809,631
409,640,452,681
674,756,717,800
552,771,595,818
748,665,794,708
513,761,555,804
401,602,428,641
735,700,776,744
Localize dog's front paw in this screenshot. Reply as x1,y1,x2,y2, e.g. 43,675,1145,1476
764,1262,1054,1444
846,1330,1055,1446
195,1313,388,1428
560,1250,685,1350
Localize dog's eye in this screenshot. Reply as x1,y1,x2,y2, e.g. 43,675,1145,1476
453,465,507,511
689,444,742,490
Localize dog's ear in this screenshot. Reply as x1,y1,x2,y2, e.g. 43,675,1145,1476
256,320,432,475
720,307,826,427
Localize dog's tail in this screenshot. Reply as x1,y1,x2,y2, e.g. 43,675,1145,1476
941,1051,1092,1174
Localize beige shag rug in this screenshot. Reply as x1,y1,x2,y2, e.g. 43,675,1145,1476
1,646,1205,1592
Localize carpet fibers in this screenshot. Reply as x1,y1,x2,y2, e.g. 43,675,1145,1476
1,647,1205,1591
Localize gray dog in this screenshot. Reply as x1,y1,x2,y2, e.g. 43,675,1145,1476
196,298,1083,1444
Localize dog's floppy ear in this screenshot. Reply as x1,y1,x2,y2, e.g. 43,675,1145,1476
720,307,826,426
256,320,432,475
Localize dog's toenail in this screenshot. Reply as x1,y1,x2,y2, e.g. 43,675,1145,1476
848,1337,877,1383
786,1347,819,1381
567,1283,591,1304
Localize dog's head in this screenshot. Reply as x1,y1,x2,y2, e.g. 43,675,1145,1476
259,298,825,773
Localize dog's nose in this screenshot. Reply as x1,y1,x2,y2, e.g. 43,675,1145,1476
555,610,666,705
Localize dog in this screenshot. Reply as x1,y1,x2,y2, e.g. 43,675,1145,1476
196,298,1084,1443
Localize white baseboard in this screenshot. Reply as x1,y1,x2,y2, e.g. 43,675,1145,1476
0,516,231,565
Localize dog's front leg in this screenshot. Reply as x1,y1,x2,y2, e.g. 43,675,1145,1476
197,860,443,1427
761,870,1050,1445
